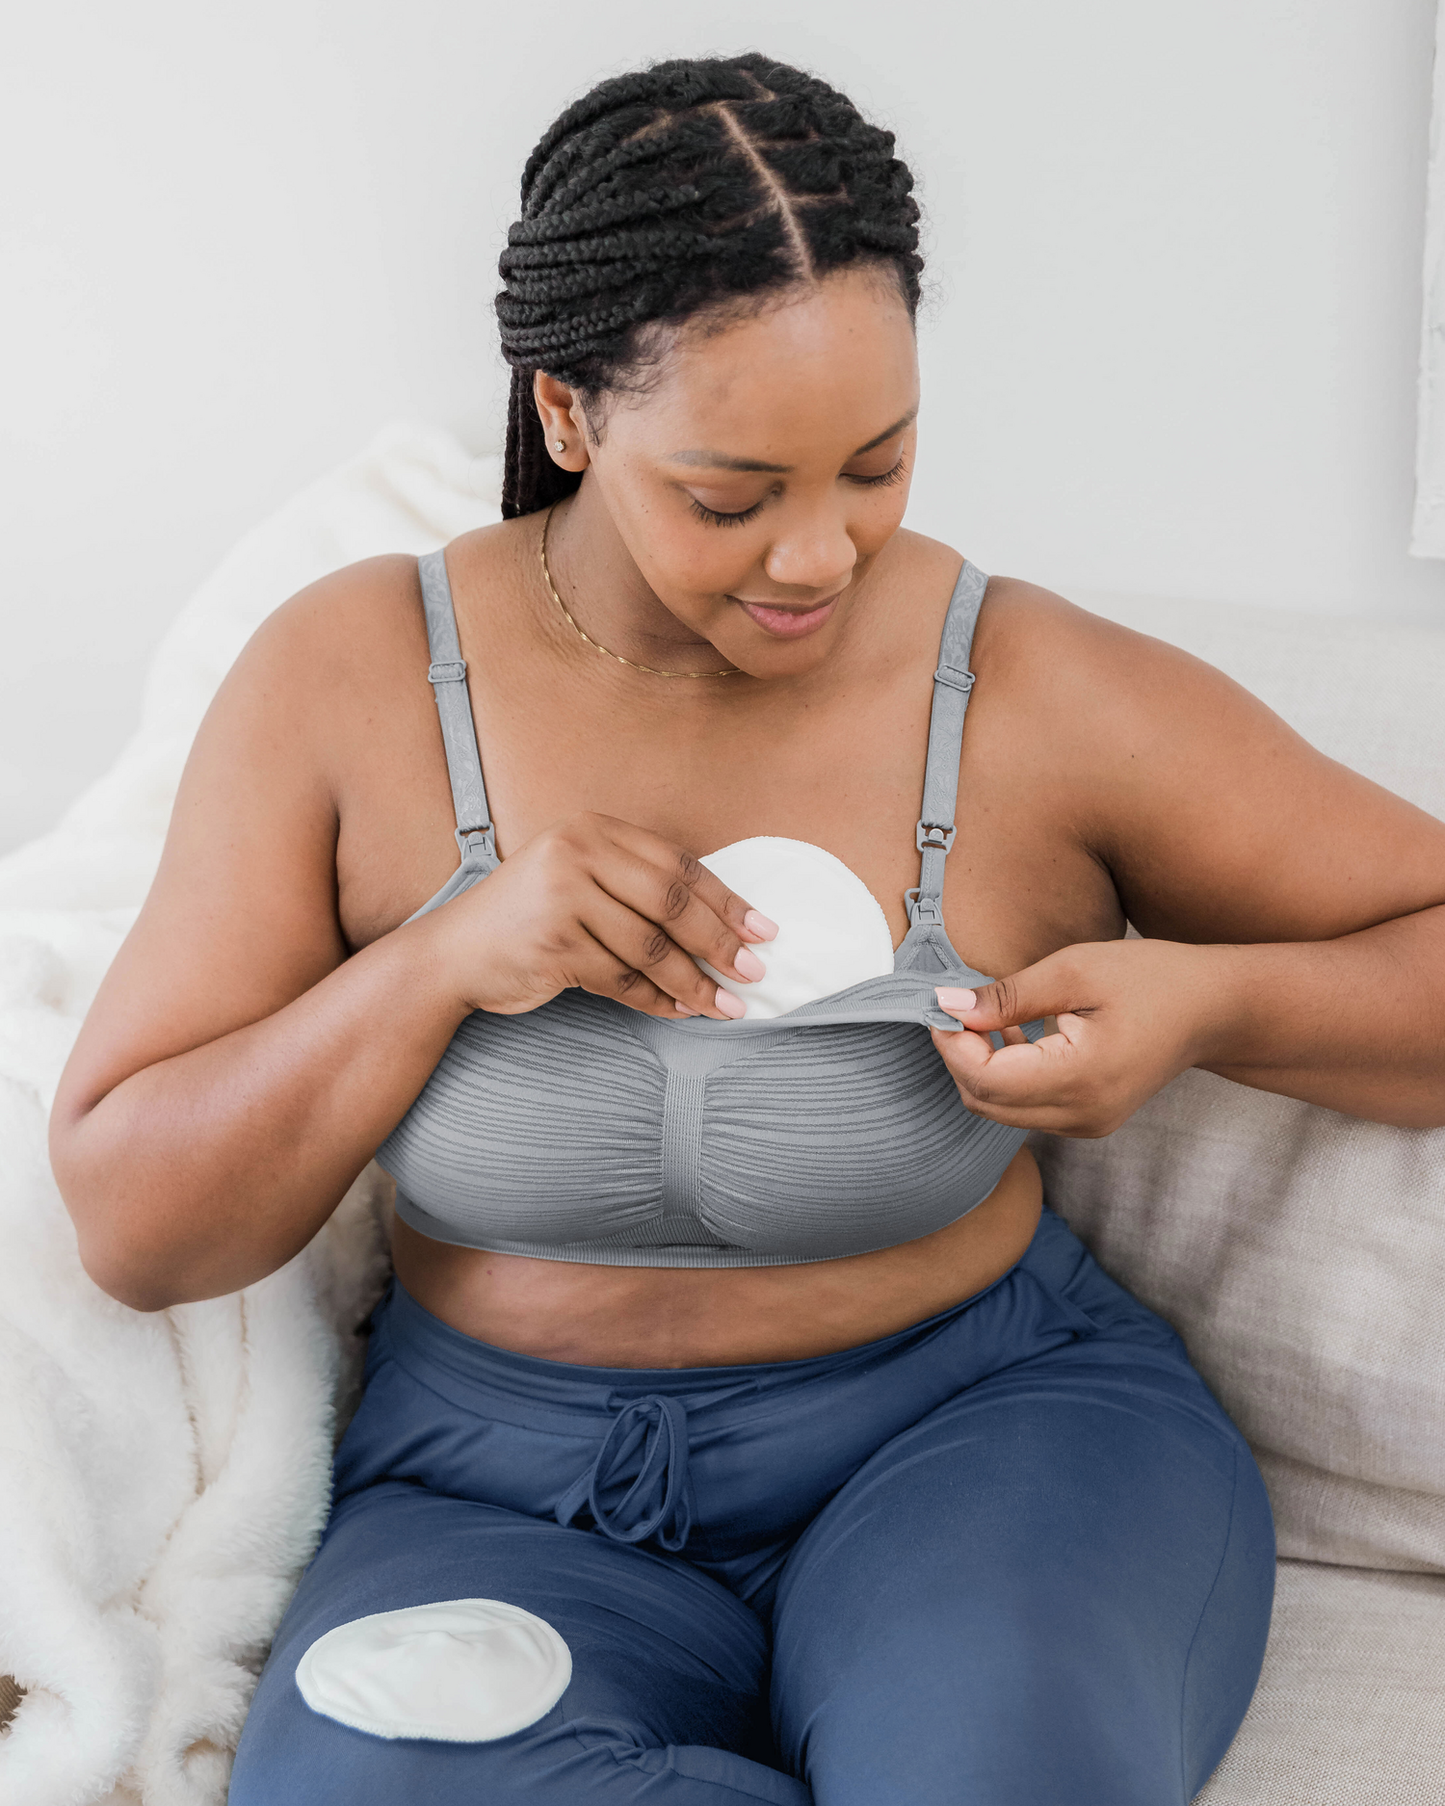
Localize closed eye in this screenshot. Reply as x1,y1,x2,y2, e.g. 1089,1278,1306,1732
688,458,908,528
688,497,766,528
845,457,908,489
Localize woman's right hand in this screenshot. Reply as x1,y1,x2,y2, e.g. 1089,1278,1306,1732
420,811,777,1021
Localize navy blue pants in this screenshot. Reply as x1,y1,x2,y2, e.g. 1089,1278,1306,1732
230,1207,1274,1803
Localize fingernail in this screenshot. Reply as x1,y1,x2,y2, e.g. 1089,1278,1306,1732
743,909,779,941
674,1000,699,1016
715,986,746,1019
734,946,766,981
935,986,977,1012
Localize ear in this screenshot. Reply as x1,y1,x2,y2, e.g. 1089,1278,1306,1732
533,372,591,472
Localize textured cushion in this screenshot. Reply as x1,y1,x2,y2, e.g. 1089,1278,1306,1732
1196,1561,1445,1804
1031,1081,1445,1572
1030,594,1445,1576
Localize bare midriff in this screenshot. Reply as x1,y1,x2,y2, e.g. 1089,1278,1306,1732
390,1143,1043,1368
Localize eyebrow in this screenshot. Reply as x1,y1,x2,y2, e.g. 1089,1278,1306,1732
667,409,917,474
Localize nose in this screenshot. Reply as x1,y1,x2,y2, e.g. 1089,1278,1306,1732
554,1393,694,1553
762,507,857,598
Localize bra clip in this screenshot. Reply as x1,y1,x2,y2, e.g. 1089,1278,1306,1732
456,823,497,864
905,886,945,927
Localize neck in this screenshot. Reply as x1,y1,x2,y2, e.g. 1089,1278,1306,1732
541,481,737,677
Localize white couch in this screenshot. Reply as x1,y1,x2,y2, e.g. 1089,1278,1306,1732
0,426,1440,1801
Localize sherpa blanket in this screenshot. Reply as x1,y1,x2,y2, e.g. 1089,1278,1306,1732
0,422,502,1805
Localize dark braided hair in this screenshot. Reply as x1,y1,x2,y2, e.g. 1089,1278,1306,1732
495,53,925,519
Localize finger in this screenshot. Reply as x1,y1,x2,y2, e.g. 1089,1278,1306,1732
579,893,746,1020
570,930,743,1022
588,815,778,943
933,1010,1126,1135
933,1019,1086,1113
589,824,775,982
936,957,1078,1035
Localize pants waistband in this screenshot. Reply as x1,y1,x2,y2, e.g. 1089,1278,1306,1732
372,1203,1092,1415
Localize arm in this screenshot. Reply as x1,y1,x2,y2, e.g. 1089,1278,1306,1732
931,599,1445,1133
51,561,468,1308
52,561,769,1310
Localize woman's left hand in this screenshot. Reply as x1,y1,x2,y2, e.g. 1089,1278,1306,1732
930,938,1229,1137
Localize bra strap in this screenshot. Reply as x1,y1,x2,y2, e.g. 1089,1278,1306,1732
906,559,988,928
418,550,498,872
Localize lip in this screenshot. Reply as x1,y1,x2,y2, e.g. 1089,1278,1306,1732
733,591,843,639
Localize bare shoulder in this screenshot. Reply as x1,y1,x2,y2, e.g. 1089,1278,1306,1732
966,569,1312,830
891,540,1206,717
221,551,428,754
970,574,1445,940
225,513,532,716
976,572,1185,676
969,572,1277,742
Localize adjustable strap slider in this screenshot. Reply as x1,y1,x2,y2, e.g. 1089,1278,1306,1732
428,659,468,685
934,662,975,694
916,820,957,853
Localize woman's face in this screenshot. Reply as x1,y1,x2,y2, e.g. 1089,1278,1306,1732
543,264,920,679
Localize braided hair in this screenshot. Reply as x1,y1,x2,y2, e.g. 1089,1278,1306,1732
495,53,924,519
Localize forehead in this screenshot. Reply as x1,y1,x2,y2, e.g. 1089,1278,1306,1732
607,268,919,458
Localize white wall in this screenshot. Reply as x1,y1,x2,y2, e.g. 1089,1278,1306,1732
2,0,1440,853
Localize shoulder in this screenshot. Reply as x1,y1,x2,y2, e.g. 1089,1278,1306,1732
208,520,542,807
952,569,1322,853
238,550,429,677
969,571,1260,737
230,511,535,683
173,546,475,841
208,514,523,721
893,537,1206,709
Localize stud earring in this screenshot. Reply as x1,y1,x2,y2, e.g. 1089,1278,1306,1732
553,439,566,453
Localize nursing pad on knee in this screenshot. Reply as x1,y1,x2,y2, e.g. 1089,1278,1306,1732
295,1598,572,1741
698,837,896,1018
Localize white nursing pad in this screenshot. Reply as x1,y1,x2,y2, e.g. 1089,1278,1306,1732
697,836,896,1018
295,1598,572,1741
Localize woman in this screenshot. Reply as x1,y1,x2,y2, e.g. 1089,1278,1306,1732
50,53,1445,1806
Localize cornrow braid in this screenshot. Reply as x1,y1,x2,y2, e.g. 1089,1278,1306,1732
495,53,924,519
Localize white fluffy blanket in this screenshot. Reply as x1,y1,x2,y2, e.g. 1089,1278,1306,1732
0,423,502,1805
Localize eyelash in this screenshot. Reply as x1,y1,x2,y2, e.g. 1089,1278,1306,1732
687,458,909,528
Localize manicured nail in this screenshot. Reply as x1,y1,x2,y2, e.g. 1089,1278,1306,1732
743,909,779,941
935,986,977,1013
734,946,766,981
674,1000,699,1016
715,987,746,1019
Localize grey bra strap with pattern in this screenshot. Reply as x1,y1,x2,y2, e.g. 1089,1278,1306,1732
906,559,988,928
418,550,498,872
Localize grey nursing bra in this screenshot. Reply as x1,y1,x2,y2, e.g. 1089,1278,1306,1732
375,550,1046,1269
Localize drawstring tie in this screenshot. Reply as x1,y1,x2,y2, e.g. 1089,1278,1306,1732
555,1393,694,1552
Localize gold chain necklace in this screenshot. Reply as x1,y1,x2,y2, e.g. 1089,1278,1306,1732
539,506,740,679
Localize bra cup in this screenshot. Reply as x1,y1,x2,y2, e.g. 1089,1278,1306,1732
697,838,896,1020
378,994,669,1242
696,1021,1023,1257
